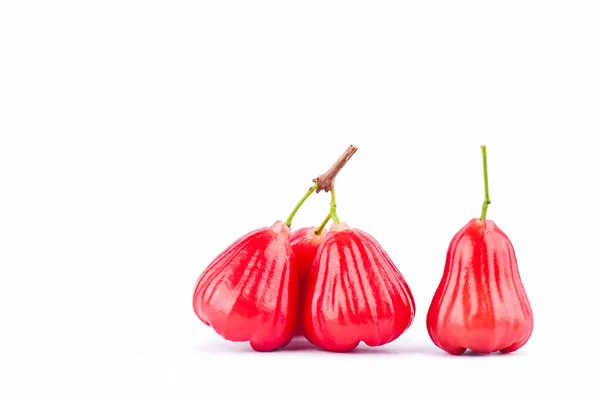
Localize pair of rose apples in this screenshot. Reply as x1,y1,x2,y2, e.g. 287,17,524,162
192,145,534,355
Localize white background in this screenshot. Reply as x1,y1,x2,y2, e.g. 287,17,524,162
1,1,599,399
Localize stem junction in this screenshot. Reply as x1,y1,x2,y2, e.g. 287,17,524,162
284,144,358,227
313,145,358,193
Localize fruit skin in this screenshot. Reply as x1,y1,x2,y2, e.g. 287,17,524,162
302,223,416,352
192,220,299,352
426,218,534,355
289,227,327,335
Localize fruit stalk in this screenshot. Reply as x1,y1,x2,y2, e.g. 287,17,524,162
329,188,340,224
314,212,331,235
284,184,318,227
480,144,491,220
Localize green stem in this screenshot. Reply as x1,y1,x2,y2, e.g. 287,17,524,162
285,183,317,227
314,213,331,235
480,145,491,220
329,187,340,223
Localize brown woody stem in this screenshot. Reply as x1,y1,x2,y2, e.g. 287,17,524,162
312,144,358,193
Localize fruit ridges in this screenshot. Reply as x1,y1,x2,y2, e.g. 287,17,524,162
193,220,299,352
426,218,533,355
425,145,533,355
302,223,416,352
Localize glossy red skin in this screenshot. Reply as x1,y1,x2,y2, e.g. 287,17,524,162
192,220,299,352
302,223,416,352
289,226,327,335
427,218,534,355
